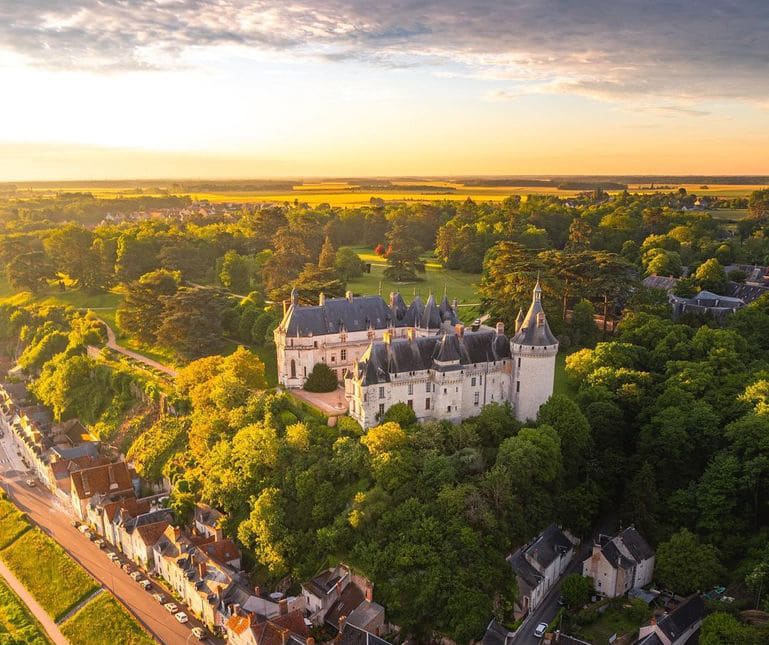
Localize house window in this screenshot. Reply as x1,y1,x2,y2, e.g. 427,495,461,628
474,392,479,406
479,375,482,385
341,349,347,361
407,400,413,409
331,355,336,363
516,381,520,393
314,341,318,348
443,388,447,395
378,403,385,416
408,384,413,395
290,359,296,379
447,405,451,412
425,398,430,410
379,387,385,399
425,382,431,393
471,377,476,386
517,357,521,369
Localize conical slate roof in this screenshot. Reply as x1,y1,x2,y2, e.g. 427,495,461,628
512,278,557,346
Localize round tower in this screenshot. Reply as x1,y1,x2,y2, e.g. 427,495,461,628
510,277,559,422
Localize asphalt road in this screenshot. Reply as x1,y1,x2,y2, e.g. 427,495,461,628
0,431,205,645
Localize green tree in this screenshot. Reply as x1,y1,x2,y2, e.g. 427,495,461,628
560,574,593,609
537,394,591,483
655,529,722,595
334,247,365,280
219,250,250,294
156,286,229,360
303,363,338,392
384,213,426,281
6,251,55,293
694,258,727,294
318,236,337,269
571,299,598,347
44,225,106,291
116,269,180,343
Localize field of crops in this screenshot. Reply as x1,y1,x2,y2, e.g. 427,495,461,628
61,592,154,645
0,577,50,645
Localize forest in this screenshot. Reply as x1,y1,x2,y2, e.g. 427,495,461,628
1,186,769,641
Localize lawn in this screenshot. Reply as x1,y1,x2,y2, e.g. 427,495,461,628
60,592,154,645
0,494,31,549
0,577,50,645
0,529,99,621
570,598,652,643
344,246,480,323
553,352,578,399
707,208,751,221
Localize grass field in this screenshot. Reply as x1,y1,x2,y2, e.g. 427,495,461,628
553,352,577,399
60,592,154,645
0,495,31,549
0,529,99,621
344,246,480,322
707,208,751,221
0,577,50,645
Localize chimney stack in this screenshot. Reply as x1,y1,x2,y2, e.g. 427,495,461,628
365,582,373,603
278,598,288,615
496,321,505,335
338,615,347,633
346,290,353,302
254,585,261,597
407,328,414,342
319,292,325,306
198,562,206,579
383,331,391,345
455,323,464,337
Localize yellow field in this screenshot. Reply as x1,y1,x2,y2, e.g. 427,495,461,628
4,180,765,207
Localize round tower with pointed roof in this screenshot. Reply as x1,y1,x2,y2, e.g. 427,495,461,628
510,277,558,422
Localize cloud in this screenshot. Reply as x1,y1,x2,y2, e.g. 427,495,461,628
2,1,769,104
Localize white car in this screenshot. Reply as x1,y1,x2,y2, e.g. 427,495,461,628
129,571,143,581
174,611,189,624
107,553,120,562
164,602,179,614
152,593,165,603
139,580,152,590
192,626,207,640
534,622,548,638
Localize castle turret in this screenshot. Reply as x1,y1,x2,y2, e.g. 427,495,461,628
510,277,558,422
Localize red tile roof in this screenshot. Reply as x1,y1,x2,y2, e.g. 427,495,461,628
70,462,133,500
136,521,170,547
202,538,240,565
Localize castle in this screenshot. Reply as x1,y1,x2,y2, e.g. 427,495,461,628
274,281,557,428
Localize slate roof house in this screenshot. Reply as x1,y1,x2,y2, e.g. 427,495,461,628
637,594,705,645
582,526,655,598
345,281,558,427
507,524,579,619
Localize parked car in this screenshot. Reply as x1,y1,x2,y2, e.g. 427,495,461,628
86,532,97,541
152,593,165,603
70,520,79,528
139,580,152,590
25,479,35,487
174,612,189,624
534,622,548,638
122,563,134,573
192,626,207,640
112,557,123,566
107,552,120,562
129,571,143,581
78,525,89,533
95,539,106,549
164,603,178,614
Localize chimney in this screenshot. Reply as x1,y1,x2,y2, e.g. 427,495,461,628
278,598,288,615
346,290,353,302
198,562,206,579
215,526,223,542
383,331,391,345
338,614,347,633
455,323,464,337
496,321,505,335
365,582,373,603
254,585,262,597
307,638,316,645
407,328,414,342
319,292,325,306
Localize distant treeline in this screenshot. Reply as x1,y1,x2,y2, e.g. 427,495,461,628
355,183,456,192
463,178,628,190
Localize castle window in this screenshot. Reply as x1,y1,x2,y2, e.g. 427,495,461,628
304,366,307,376
425,398,430,410
289,339,293,347
314,341,318,348
479,375,482,385
379,387,385,399
516,381,520,393
407,400,413,409
363,393,367,402
331,355,336,363
379,403,385,416
443,388,447,395
471,377,476,387
408,384,413,395
341,349,347,361
474,392,479,406
447,406,451,412
425,382,431,393
290,360,296,379
518,357,521,368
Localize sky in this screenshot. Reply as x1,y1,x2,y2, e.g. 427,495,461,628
1,1,769,180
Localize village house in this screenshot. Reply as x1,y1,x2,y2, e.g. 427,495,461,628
507,524,579,619
115,506,173,569
194,502,225,539
69,461,134,520
302,564,385,636
345,281,558,428
637,595,705,645
224,608,309,645
582,526,655,598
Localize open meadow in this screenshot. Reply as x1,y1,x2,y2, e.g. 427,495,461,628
61,592,154,645
0,577,50,645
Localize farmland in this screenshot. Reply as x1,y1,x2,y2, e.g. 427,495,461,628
0,578,50,645
61,592,154,645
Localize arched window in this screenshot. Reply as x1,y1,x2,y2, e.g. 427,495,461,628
290,359,296,379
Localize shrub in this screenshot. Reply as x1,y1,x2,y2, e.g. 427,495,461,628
382,402,417,427
303,363,338,392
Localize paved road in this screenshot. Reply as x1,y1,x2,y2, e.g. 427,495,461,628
0,432,201,645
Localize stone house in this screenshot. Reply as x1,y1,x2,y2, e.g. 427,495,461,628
637,595,705,645
582,526,655,598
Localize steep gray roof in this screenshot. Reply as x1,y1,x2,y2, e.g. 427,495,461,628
618,526,654,562
524,524,574,570
281,293,457,336
512,281,557,347
350,329,512,385
657,595,704,641
507,550,542,592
